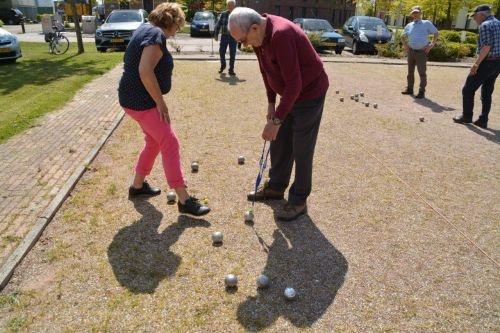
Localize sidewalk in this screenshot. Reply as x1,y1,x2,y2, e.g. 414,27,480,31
0,65,124,270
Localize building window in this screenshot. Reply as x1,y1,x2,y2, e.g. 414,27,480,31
312,8,318,18
275,5,280,15
302,7,307,17
289,6,294,19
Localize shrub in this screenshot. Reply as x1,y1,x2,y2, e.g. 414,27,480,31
463,43,477,57
440,30,461,42
306,32,325,52
375,43,403,58
240,45,254,53
0,19,3,27
428,41,469,61
465,31,478,44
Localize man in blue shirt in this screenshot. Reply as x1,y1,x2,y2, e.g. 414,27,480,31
453,4,500,129
401,6,439,99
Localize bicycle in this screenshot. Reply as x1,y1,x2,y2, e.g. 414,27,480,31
45,26,70,55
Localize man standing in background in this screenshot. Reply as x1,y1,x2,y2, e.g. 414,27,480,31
401,6,439,99
214,0,237,76
453,5,499,129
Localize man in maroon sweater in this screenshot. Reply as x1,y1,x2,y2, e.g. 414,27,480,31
229,7,329,221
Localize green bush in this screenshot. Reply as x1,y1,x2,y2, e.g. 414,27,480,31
0,19,3,27
240,45,254,53
376,43,403,58
440,30,461,42
428,41,470,61
465,31,478,44
306,32,325,52
463,43,477,57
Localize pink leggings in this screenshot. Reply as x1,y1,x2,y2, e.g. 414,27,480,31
124,107,185,189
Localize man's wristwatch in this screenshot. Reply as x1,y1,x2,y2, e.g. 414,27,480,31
272,117,282,126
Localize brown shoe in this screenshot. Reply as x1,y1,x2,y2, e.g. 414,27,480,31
247,181,284,202
276,202,308,221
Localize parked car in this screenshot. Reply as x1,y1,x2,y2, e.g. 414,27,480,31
0,27,21,63
293,18,345,54
190,11,215,37
342,16,392,55
95,9,148,52
0,8,25,25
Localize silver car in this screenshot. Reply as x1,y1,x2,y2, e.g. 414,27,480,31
95,9,148,52
0,28,21,63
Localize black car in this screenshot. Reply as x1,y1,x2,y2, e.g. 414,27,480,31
293,18,345,54
0,8,25,25
342,16,392,55
95,9,148,52
190,11,215,37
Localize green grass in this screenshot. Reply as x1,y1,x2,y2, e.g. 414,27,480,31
0,42,123,143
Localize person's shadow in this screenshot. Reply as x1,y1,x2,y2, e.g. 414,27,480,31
215,73,246,86
413,98,456,113
237,201,348,330
107,199,210,294
465,124,500,144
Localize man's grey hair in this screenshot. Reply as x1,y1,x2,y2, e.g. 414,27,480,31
226,0,236,5
228,7,262,33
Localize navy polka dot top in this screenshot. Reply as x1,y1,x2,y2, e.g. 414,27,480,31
118,23,173,110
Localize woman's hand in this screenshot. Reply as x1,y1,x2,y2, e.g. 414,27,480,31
157,102,170,123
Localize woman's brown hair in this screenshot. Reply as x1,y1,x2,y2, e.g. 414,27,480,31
148,2,185,31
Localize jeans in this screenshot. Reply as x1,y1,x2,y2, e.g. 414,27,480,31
219,34,237,71
462,59,500,121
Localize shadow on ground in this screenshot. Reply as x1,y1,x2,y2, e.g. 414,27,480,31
413,97,456,113
107,198,210,294
237,200,348,331
215,73,246,85
464,123,500,144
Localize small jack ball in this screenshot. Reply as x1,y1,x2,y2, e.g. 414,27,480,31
238,156,245,165
244,210,254,223
257,275,270,288
284,287,297,300
335,90,340,94
340,97,344,102
419,117,425,122
373,103,378,109
191,162,199,172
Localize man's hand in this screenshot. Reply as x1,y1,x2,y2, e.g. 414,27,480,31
424,43,433,55
266,104,275,120
157,103,170,123
470,63,479,76
262,120,280,141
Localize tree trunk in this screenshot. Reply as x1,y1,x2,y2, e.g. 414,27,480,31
71,0,84,54
446,0,452,29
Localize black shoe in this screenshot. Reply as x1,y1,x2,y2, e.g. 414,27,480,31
453,115,473,124
228,69,236,76
401,88,414,95
473,118,488,129
128,181,161,197
178,196,211,216
415,91,425,99
218,65,226,74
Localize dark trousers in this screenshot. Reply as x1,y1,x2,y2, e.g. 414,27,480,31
407,48,427,92
268,94,326,205
219,34,237,71
462,59,500,121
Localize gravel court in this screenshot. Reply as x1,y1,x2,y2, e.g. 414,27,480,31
0,61,498,332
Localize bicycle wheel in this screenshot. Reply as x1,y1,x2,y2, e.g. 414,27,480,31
51,35,70,55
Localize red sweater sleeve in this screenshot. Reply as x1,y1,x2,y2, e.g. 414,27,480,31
273,31,302,120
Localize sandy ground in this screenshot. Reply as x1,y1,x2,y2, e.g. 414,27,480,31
0,61,498,332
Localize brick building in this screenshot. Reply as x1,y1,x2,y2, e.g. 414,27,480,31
238,0,356,28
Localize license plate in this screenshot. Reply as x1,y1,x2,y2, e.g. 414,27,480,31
0,47,10,53
199,29,208,32
111,38,124,43
324,42,337,47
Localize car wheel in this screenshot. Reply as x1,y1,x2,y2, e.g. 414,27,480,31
335,47,343,55
97,47,107,52
352,41,359,55
7,19,14,25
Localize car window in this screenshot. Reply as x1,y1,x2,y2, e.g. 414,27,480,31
194,12,214,20
358,18,387,31
106,11,142,23
303,20,334,32
345,17,354,27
